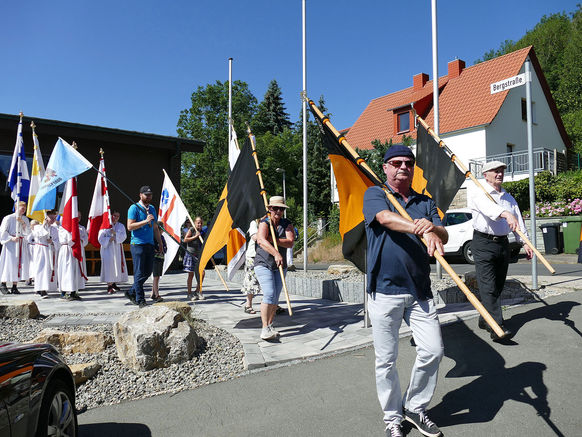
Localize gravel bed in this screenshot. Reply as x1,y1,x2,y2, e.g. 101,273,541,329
0,315,245,411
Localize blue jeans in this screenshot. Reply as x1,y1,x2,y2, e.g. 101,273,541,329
368,293,443,427
130,244,154,303
254,265,286,305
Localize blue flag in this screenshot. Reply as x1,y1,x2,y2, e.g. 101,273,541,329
31,138,92,212
7,116,31,204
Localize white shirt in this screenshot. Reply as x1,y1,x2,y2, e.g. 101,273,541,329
469,182,528,243
245,220,258,260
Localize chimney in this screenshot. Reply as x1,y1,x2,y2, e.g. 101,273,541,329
413,73,429,90
448,59,465,79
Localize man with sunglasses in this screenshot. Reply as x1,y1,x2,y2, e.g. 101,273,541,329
363,145,447,437
470,161,533,342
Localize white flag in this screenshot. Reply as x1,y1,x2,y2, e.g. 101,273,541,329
228,122,240,170
87,156,112,248
158,169,189,275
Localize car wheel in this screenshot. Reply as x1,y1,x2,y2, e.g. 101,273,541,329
36,378,77,437
463,241,474,264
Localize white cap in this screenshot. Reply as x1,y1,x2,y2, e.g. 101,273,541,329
482,160,507,174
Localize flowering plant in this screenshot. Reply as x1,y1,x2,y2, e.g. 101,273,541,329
523,198,582,218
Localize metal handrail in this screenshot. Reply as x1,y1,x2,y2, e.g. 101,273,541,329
469,147,556,177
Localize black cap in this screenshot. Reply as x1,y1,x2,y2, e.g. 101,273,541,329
383,145,415,163
139,185,153,194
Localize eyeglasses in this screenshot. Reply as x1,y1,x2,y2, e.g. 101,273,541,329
270,206,285,212
385,160,415,168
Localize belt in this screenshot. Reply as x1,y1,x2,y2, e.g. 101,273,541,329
474,230,508,242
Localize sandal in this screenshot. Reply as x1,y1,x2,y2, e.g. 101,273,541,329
244,306,256,314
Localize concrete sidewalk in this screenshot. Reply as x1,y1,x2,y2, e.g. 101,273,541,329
2,265,580,370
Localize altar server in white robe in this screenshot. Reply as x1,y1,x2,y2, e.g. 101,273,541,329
57,225,82,300
31,211,60,297
78,211,89,290
0,201,30,294
98,210,128,293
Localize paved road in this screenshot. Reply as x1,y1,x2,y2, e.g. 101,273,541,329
78,290,582,437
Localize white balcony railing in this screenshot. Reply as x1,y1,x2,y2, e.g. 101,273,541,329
469,148,556,177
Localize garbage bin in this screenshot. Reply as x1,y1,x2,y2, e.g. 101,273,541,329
561,216,582,254
539,222,563,254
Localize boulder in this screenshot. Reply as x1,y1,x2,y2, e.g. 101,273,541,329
154,301,192,315
327,265,359,275
464,271,479,290
113,306,199,371
69,362,101,385
32,329,114,354
0,300,40,319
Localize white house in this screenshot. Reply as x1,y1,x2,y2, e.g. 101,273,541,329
338,46,571,206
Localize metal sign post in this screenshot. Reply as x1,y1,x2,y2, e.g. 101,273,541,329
490,60,537,289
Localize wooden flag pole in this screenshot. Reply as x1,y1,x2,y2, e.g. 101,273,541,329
246,125,293,316
416,115,555,275
185,212,230,292
309,99,505,338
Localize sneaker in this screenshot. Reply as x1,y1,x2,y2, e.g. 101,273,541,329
386,422,403,437
197,293,205,301
260,326,277,341
67,292,82,301
124,290,136,304
111,283,121,291
189,292,199,301
11,286,20,295
403,409,442,437
0,283,8,294
41,291,49,299
138,301,148,309
60,293,67,300
268,324,280,337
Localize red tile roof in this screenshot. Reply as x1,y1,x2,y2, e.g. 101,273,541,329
344,46,571,150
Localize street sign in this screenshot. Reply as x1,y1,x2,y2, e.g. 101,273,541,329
490,72,530,94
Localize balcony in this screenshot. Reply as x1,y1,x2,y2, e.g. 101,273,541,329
469,148,563,178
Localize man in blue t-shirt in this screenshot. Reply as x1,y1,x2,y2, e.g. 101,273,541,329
363,145,448,437
126,185,163,307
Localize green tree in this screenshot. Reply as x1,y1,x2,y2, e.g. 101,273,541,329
251,79,292,136
177,80,257,220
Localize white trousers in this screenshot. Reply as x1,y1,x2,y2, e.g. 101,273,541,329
368,293,443,427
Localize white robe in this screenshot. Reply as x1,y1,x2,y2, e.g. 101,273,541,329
98,222,128,283
31,223,59,292
27,232,36,280
0,213,30,282
78,225,89,289
57,227,81,293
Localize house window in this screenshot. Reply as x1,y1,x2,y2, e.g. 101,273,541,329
521,99,536,123
507,143,514,154
397,111,410,133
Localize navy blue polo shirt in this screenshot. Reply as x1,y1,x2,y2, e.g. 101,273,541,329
362,185,442,300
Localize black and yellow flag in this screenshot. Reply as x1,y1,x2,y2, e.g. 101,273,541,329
198,136,265,281
411,123,466,217
310,104,379,272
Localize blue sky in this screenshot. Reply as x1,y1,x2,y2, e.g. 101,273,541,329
1,1,579,138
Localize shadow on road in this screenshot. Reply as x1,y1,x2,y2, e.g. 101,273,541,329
429,318,566,436
79,422,152,437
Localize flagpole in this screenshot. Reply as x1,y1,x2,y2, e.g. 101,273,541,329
415,115,555,275
431,0,442,281
228,57,233,146
308,99,507,338
301,0,308,273
247,125,293,316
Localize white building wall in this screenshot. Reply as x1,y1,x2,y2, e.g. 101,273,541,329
487,60,567,156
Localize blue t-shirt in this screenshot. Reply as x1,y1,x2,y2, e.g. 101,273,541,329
128,203,157,245
362,185,442,300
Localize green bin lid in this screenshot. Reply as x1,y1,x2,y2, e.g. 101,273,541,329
562,216,582,222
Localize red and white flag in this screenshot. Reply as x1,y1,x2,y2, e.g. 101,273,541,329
159,169,189,275
61,178,83,263
87,156,112,248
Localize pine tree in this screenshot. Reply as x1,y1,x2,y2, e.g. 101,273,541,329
251,80,292,136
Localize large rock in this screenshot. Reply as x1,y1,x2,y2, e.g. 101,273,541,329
154,301,192,315
114,306,199,371
0,300,40,319
69,362,101,386
327,264,359,275
32,329,114,354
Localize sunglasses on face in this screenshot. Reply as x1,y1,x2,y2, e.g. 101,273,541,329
385,160,415,169
270,207,285,212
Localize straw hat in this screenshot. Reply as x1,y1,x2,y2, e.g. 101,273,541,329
268,196,288,208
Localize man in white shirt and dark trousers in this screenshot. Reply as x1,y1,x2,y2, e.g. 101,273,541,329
470,160,533,342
